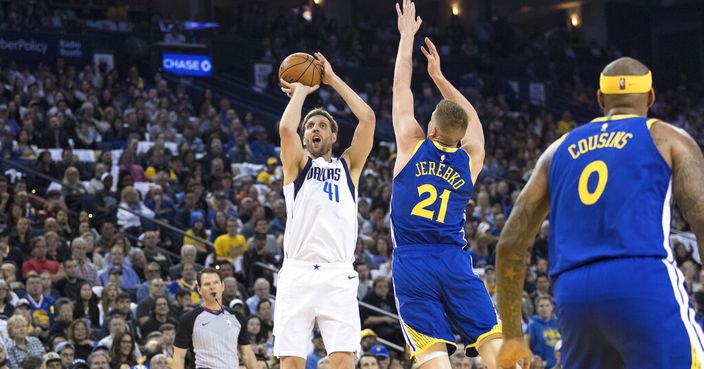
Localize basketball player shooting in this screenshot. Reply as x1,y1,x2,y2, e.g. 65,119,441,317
390,1,503,369
275,52,376,369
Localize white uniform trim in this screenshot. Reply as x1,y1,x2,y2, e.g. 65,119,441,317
660,180,704,362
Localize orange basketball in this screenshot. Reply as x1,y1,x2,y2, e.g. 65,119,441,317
279,53,323,87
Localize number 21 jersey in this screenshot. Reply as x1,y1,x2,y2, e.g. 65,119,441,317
547,115,672,278
390,139,474,248
283,156,358,263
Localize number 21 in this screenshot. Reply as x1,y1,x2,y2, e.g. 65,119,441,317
411,184,450,223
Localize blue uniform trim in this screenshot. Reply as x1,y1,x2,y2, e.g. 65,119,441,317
293,158,313,198
339,157,356,202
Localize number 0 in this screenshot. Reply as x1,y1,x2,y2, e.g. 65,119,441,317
578,160,608,205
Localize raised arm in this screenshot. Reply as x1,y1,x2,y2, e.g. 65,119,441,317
421,37,484,181
278,80,319,186
495,141,557,369
392,0,425,177
315,52,375,185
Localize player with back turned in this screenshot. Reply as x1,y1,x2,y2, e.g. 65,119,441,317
390,1,503,369
496,57,704,369
275,53,375,369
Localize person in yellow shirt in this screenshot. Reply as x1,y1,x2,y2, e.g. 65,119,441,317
213,218,248,264
557,110,577,135
183,211,209,254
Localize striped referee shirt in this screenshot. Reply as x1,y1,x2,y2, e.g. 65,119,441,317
174,306,249,369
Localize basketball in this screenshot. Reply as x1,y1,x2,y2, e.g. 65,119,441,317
279,53,323,87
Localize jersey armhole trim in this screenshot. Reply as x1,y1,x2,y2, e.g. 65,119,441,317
340,157,356,202
647,118,659,130
411,140,425,156
293,158,313,198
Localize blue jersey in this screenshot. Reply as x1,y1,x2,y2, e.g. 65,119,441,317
548,114,671,278
391,139,474,248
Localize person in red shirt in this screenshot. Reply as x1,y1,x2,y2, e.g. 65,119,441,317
22,236,60,279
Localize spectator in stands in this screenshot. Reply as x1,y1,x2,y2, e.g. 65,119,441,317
109,332,137,369
355,262,372,300
140,231,171,272
136,262,163,301
159,323,176,358
22,236,60,278
24,273,54,334
255,299,273,337
171,290,194,318
87,352,109,369
245,316,268,358
139,296,177,338
116,187,154,234
168,245,201,280
182,215,209,258
73,281,100,328
56,259,84,301
110,292,138,335
246,278,275,315
360,276,401,345
49,298,74,339
0,279,15,318
67,320,94,360
137,277,168,325
56,342,75,369
99,245,140,290
166,262,199,304
525,296,561,368
9,217,31,255
213,218,248,265
71,238,99,286
6,315,45,369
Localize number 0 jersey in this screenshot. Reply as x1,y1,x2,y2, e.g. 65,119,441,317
283,156,357,263
391,139,474,248
548,114,672,278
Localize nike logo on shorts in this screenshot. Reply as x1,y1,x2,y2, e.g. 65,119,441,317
201,322,210,326
347,275,357,280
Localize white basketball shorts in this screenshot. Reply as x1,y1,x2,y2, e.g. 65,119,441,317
273,258,361,358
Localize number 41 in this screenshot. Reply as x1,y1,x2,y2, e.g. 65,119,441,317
323,182,339,203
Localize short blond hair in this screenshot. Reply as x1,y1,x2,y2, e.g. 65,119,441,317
301,108,338,134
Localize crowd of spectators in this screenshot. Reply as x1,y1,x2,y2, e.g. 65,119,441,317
0,3,701,369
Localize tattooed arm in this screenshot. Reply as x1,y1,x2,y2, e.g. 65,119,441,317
650,121,704,259
495,140,556,368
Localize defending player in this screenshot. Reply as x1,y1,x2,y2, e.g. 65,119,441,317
275,52,375,369
390,1,502,368
495,57,704,369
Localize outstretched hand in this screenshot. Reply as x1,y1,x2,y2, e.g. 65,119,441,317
420,37,442,78
314,52,336,85
280,79,319,98
396,0,422,35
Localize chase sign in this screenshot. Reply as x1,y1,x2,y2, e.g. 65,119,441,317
162,53,213,77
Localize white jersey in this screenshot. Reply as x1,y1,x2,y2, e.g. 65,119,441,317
282,156,358,263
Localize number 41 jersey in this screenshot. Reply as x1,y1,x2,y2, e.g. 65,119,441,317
391,139,474,248
283,156,358,263
547,115,672,279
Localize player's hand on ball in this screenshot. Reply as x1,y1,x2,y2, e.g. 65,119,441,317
280,79,319,98
497,338,533,369
420,37,442,78
314,52,336,85
396,0,422,35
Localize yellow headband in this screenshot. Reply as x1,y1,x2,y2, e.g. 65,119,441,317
599,71,652,94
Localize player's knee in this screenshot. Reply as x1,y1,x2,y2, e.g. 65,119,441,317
280,356,306,369
416,343,450,368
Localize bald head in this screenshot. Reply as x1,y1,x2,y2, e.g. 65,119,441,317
597,57,654,116
601,57,650,77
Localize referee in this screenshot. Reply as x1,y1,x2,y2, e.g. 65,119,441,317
173,267,258,369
